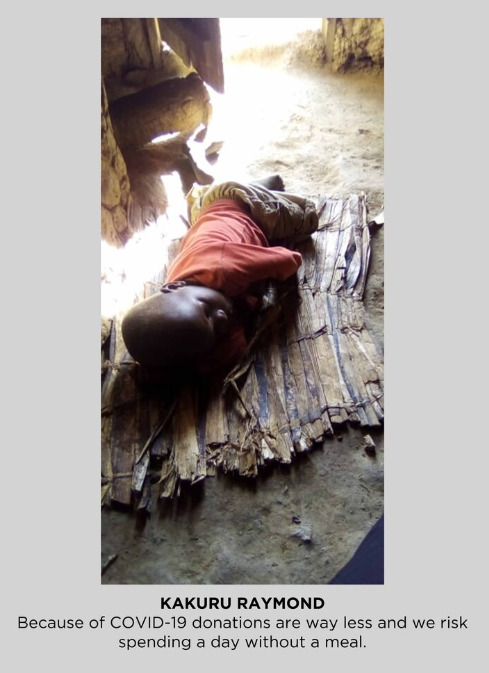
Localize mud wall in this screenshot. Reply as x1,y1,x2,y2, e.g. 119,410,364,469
101,81,133,247
322,18,384,71
102,18,192,104
101,19,216,247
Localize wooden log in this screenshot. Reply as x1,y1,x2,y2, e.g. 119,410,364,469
366,381,385,424
149,395,175,458
109,73,211,151
264,322,295,461
345,204,365,295
334,327,368,426
305,290,349,425
296,283,336,432
282,305,327,449
157,18,224,94
158,457,179,499
281,350,309,452
295,286,334,433
101,414,113,505
316,198,347,292
132,450,150,493
254,345,293,464
171,385,204,483
102,314,142,506
296,235,318,287
124,135,215,201
232,366,261,475
204,379,230,451
135,475,153,512
350,193,372,298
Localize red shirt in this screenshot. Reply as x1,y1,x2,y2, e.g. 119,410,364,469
166,199,302,370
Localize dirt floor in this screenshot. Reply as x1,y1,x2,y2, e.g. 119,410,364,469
101,26,384,584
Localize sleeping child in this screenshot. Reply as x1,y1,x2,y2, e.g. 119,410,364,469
121,176,318,376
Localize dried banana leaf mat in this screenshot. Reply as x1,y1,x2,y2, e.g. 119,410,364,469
101,194,384,510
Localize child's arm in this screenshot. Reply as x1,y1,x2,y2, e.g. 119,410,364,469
220,242,302,295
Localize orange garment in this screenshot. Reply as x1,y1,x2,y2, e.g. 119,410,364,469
166,199,302,295
166,199,303,370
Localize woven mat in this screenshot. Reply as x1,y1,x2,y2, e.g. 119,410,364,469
101,193,384,508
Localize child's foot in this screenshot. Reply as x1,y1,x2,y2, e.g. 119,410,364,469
250,174,285,192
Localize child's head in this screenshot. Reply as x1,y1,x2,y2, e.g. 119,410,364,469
121,281,233,369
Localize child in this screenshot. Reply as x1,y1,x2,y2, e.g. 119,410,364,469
121,176,318,375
